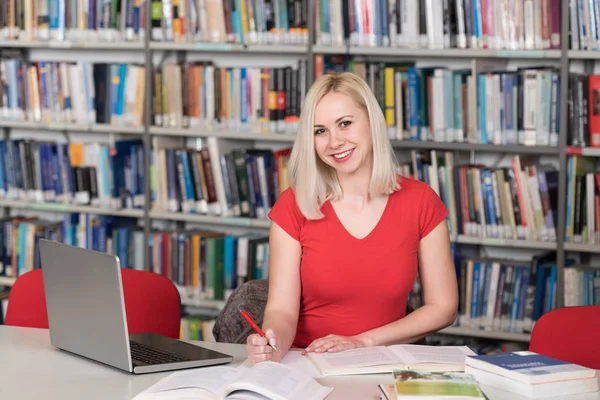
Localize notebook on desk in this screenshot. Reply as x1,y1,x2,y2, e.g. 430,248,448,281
39,239,233,374
306,344,476,377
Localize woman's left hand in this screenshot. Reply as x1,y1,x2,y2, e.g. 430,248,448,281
303,334,370,354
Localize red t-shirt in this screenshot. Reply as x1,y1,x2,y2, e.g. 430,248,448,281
267,176,449,348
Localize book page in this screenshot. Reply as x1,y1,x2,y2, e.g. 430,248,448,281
141,366,244,396
390,345,475,367
308,346,401,370
225,361,333,400
224,390,270,400
279,349,322,378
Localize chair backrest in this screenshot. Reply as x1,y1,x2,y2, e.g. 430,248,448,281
5,268,182,339
213,279,269,344
4,269,49,329
529,305,600,369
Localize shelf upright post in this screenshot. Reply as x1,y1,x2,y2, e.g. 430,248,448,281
555,0,572,309
307,0,315,84
143,0,154,270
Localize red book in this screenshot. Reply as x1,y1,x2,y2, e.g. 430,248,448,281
588,75,600,147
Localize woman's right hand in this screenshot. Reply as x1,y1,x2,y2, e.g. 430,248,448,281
246,329,279,365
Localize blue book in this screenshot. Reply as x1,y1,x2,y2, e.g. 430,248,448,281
466,351,596,384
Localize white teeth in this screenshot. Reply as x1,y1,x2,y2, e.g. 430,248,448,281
333,149,353,159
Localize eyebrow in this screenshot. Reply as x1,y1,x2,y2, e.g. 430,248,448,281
314,115,353,128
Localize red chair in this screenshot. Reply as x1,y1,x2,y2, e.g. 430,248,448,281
4,268,181,339
529,305,600,369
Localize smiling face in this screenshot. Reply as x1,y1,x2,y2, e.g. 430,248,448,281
313,91,374,177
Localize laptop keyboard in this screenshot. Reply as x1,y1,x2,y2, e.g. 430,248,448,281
129,340,191,365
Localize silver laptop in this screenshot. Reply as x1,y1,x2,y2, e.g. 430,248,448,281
38,239,233,374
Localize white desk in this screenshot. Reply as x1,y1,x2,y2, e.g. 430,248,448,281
1,325,599,400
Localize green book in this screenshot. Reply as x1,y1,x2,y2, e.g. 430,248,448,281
393,370,486,399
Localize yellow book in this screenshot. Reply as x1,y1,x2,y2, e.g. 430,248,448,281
384,67,396,131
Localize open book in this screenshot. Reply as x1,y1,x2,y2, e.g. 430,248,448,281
306,344,476,376
133,361,333,400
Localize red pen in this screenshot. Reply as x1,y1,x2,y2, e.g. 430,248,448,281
239,310,278,351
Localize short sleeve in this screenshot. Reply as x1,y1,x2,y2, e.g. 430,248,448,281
418,184,449,239
268,188,305,241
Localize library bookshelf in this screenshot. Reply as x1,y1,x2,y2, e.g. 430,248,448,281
0,1,598,345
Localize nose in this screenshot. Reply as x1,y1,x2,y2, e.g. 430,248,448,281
328,128,345,149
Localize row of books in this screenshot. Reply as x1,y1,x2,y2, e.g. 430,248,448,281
0,214,141,278
0,0,310,45
0,212,270,307
0,136,294,220
406,151,558,242
319,59,561,146
564,264,600,307
568,72,600,149
152,137,291,219
0,59,97,125
1,212,597,336
149,230,269,303
409,252,586,336
0,0,145,42
151,0,309,45
0,58,308,134
152,61,307,134
565,156,600,245
2,57,598,150
1,136,594,247
180,315,216,342
571,0,600,51
0,59,143,127
317,0,561,51
0,138,568,245
6,1,600,53
0,139,144,211
456,254,559,335
3,135,600,248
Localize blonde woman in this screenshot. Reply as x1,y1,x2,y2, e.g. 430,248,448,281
246,72,458,365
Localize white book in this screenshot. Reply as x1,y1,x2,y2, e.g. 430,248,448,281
431,70,446,142
399,0,420,48
133,361,332,400
206,137,229,216
466,364,599,399
235,236,249,281
306,344,475,377
523,0,535,49
485,262,501,330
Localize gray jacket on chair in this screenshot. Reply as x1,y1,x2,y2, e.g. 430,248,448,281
212,278,421,344
213,279,269,344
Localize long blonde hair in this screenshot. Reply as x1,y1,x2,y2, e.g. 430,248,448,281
288,72,400,220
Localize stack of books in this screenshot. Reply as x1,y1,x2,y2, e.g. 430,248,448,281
465,351,599,398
